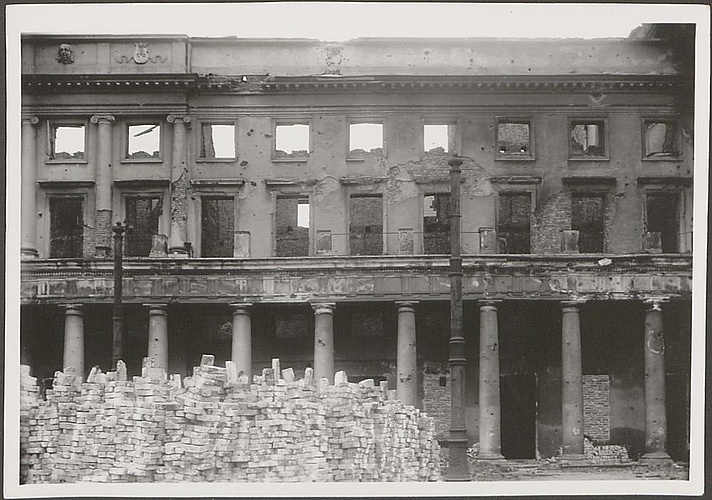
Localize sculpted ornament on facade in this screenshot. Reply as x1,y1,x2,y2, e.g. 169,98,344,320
115,42,167,65
56,44,74,64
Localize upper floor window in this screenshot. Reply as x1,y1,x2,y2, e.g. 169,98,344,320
569,119,607,159
496,119,533,159
275,123,310,159
349,122,383,159
643,119,681,159
497,192,531,253
125,195,163,256
275,196,310,257
49,196,84,258
201,197,235,257
424,124,454,154
423,193,451,254
127,123,161,160
200,123,236,159
571,193,605,252
48,123,85,161
349,194,383,256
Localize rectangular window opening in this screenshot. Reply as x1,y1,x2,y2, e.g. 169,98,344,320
571,194,605,253
644,121,680,158
49,197,83,258
646,192,680,253
201,197,235,257
424,124,451,153
570,120,606,158
497,121,531,157
201,124,235,159
497,192,531,254
276,196,310,257
49,124,85,161
423,193,451,254
349,123,383,158
127,124,161,159
125,196,162,256
349,195,383,256
275,124,310,158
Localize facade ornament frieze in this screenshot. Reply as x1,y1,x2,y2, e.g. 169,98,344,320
115,42,167,65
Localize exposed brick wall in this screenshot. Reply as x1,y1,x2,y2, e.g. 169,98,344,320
422,362,450,441
532,191,570,254
583,374,610,442
20,357,440,483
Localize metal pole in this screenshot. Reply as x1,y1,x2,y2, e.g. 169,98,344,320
447,156,468,480
112,222,125,369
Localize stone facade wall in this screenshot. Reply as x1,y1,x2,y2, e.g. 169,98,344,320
19,357,440,483
583,374,611,442
422,362,450,441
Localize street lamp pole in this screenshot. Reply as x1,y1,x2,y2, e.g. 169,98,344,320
447,156,468,480
112,222,125,368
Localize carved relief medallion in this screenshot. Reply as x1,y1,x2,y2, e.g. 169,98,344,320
56,44,74,64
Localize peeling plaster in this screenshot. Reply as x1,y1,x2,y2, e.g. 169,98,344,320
312,176,341,204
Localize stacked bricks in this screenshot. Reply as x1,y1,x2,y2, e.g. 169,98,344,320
20,356,440,483
583,375,611,442
583,436,630,464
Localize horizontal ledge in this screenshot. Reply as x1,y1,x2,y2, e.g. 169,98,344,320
264,178,317,187
114,179,170,188
561,176,617,185
38,180,95,189
190,179,245,187
637,176,693,186
489,176,543,185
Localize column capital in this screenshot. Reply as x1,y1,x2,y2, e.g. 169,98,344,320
21,115,39,126
395,300,418,311
144,303,168,314
61,304,84,315
479,299,501,310
311,302,336,315
561,298,587,310
166,114,191,124
90,114,115,125
643,296,669,311
229,302,253,313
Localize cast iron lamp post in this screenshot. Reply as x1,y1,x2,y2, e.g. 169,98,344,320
111,222,125,368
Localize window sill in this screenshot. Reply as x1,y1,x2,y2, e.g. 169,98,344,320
120,158,163,164
45,159,88,165
195,158,237,163
495,155,535,162
568,156,610,162
641,156,683,162
272,157,309,163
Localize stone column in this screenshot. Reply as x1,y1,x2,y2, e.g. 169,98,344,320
396,301,418,406
63,304,85,379
478,300,504,460
561,301,585,461
21,116,39,259
146,304,168,371
312,302,336,384
230,303,253,380
167,115,190,257
90,114,115,258
641,299,672,463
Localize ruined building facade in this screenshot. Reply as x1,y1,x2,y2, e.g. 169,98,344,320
19,31,693,462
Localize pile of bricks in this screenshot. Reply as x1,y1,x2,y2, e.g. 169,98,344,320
583,437,630,464
19,356,440,483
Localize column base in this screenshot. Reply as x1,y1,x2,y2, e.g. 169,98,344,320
560,453,589,466
639,451,673,465
95,245,111,259
168,246,189,258
20,247,38,259
476,453,506,462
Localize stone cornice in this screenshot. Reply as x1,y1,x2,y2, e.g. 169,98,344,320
23,74,197,93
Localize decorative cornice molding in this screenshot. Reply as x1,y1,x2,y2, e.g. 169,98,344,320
38,180,95,189
264,178,317,188
561,175,617,186
114,179,170,188
190,179,245,188
637,176,693,186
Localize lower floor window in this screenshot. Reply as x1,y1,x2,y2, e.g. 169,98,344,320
49,197,83,258
497,192,531,254
125,196,162,257
201,197,235,257
646,192,680,253
571,193,605,253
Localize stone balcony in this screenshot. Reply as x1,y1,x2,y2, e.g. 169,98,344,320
20,254,692,305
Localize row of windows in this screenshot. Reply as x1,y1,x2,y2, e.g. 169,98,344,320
45,117,682,163
47,191,683,259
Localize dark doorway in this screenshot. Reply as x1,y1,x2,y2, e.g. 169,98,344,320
500,373,537,459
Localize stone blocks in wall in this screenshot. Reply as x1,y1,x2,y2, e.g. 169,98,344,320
560,230,580,254
583,375,610,442
478,227,497,253
19,358,440,483
422,362,450,441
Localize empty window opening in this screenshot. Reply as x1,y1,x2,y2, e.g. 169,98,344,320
275,124,310,158
276,196,310,257
423,193,451,254
571,194,605,253
424,124,452,153
646,192,680,253
201,124,235,159
349,123,383,157
497,122,531,156
497,192,531,254
127,124,160,159
49,124,85,160
49,197,83,258
349,195,383,256
570,121,605,158
644,121,679,158
201,197,235,257
125,196,162,256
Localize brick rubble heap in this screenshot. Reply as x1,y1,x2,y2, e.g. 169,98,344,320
20,356,440,483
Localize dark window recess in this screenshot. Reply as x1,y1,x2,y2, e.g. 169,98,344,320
497,192,531,253
497,122,530,156
351,311,385,337
644,121,679,158
275,196,309,257
646,193,679,252
125,196,162,256
570,121,605,157
49,197,83,258
571,194,605,253
201,197,235,257
276,313,309,339
349,195,383,255
423,193,451,254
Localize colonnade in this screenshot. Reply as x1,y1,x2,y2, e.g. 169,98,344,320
57,298,672,462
